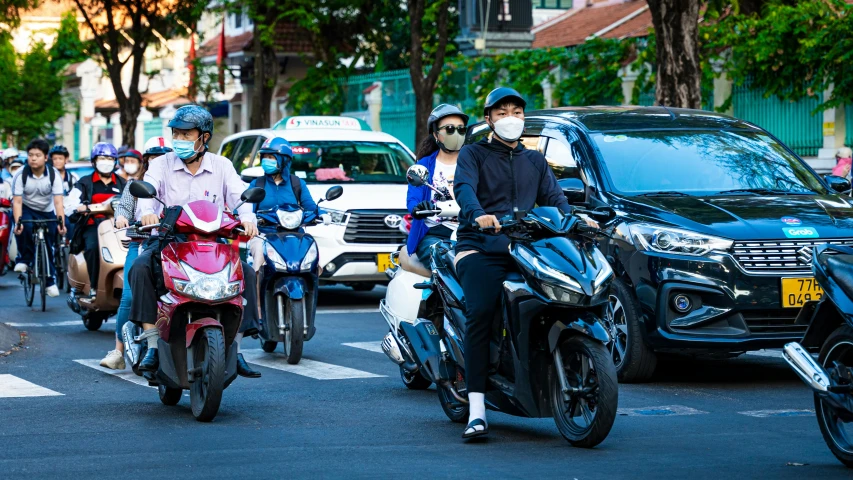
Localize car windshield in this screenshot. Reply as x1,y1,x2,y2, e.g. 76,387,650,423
287,141,413,184
591,130,827,196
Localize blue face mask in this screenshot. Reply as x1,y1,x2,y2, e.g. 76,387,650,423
261,158,280,175
172,139,199,160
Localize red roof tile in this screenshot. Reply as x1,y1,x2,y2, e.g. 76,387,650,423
601,7,652,40
198,31,253,58
532,0,647,49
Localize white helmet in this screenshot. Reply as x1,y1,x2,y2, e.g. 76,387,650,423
2,148,19,160
143,136,173,156
837,147,853,159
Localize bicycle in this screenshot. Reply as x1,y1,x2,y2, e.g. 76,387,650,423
54,230,68,292
18,218,58,312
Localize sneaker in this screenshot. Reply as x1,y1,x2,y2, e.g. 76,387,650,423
13,263,27,273
99,350,126,370
88,288,96,298
45,285,59,297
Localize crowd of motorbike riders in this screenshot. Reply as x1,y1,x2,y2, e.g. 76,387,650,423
1,89,612,440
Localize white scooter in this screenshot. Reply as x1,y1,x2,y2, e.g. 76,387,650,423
380,165,459,389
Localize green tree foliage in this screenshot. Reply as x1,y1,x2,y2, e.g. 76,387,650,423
0,0,39,31
48,11,88,73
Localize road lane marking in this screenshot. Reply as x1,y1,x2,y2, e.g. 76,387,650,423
617,405,707,417
73,359,154,389
241,349,386,380
317,308,379,314
342,341,383,353
5,320,115,328
738,409,814,418
0,374,63,398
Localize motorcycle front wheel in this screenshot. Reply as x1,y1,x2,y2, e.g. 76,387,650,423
190,327,226,422
816,325,853,468
283,297,304,365
550,335,618,448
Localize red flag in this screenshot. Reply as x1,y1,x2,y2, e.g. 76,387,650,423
188,29,197,100
217,15,226,93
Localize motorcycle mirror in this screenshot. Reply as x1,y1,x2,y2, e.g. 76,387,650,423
406,165,430,188
129,181,157,199
558,178,585,204
591,206,616,221
325,185,343,201
824,174,852,193
241,187,266,204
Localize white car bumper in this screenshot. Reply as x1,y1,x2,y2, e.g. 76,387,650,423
307,223,403,283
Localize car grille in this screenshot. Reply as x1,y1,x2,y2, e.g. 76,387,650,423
732,239,853,274
344,210,408,245
742,309,808,336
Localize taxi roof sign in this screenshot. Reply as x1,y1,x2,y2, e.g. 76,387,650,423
273,116,372,131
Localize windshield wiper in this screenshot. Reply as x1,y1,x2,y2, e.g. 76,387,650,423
714,188,813,196
636,191,692,197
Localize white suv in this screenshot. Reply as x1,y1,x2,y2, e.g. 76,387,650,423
219,116,415,291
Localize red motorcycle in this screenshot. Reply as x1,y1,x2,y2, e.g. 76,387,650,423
130,181,265,422
0,197,12,275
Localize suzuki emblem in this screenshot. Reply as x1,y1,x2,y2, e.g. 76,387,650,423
384,214,403,228
797,246,813,265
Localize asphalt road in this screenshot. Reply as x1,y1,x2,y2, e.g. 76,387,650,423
0,275,850,479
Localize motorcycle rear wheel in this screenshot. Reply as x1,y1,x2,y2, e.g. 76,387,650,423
550,336,618,448
400,366,432,390
438,382,469,423
816,325,853,468
158,384,182,406
190,327,226,422
82,312,107,331
260,340,277,353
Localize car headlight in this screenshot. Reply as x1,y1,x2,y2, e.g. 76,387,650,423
265,243,287,271
628,223,733,256
516,246,583,293
277,210,304,229
323,208,348,225
300,242,318,271
172,262,241,301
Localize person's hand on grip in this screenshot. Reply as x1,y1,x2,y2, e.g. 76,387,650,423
475,214,501,232
414,200,436,213
141,213,160,227
115,216,129,229
240,220,258,239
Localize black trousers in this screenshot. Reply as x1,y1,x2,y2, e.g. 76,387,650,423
128,241,259,335
81,222,103,289
455,252,517,393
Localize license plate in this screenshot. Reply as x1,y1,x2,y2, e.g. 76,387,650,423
377,253,393,272
781,277,824,308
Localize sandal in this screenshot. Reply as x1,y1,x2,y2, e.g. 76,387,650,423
462,418,489,439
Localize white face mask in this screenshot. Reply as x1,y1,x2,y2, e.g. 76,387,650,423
491,116,525,143
95,160,115,175
123,163,139,176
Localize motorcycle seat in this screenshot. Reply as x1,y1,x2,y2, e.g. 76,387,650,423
825,254,853,299
399,246,431,278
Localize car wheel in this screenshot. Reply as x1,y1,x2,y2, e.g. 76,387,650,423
605,278,657,383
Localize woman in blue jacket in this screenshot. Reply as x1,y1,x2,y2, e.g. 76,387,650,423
406,104,469,262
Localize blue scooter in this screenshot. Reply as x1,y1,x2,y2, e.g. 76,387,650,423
255,186,343,364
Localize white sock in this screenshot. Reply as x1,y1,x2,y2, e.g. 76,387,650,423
468,392,486,425
143,328,159,350
234,332,243,353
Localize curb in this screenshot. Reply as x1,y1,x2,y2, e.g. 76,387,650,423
0,323,25,357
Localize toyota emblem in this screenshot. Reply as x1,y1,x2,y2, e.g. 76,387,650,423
384,214,403,228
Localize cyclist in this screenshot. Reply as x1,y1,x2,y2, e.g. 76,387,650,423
65,143,126,298
48,145,77,238
11,138,66,297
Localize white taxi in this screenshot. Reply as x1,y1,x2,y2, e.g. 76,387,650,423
219,116,415,291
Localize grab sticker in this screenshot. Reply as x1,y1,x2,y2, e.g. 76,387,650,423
783,227,819,238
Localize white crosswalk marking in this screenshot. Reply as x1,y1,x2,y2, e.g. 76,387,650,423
342,341,383,353
0,374,63,398
5,320,115,328
617,405,707,417
241,349,386,380
73,359,154,389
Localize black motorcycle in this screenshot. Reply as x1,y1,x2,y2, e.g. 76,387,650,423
403,206,618,447
784,244,853,468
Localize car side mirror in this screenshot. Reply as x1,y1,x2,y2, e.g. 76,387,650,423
406,165,430,187
824,174,851,193
241,187,266,204
325,185,343,201
558,178,586,204
129,181,157,199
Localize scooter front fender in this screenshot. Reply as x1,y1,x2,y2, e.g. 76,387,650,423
185,317,224,348
548,312,611,353
274,276,305,300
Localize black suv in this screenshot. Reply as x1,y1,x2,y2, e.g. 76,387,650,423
468,106,853,382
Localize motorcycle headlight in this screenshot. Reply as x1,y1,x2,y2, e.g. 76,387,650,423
277,210,304,229
300,242,318,271
172,262,241,301
323,208,348,225
628,223,733,256
265,243,288,271
540,283,582,304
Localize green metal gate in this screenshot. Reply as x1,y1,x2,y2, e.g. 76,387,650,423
143,120,163,143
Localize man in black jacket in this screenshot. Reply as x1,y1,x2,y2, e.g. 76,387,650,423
453,87,594,439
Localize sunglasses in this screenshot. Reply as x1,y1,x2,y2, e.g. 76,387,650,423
438,125,467,135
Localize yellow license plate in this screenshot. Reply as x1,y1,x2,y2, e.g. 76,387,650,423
781,277,824,308
377,253,393,272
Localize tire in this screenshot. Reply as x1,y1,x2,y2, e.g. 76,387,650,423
55,245,66,291
606,278,657,383
400,366,432,390
38,239,48,312
23,270,34,307
260,340,278,353
815,325,853,468
351,283,375,292
158,384,182,406
283,298,304,365
82,312,106,331
550,336,618,448
438,382,469,423
190,327,226,422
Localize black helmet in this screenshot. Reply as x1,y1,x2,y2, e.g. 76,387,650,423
483,87,527,117
428,104,469,133
48,145,69,157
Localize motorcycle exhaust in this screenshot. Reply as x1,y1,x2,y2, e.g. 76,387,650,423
382,332,405,365
783,342,830,393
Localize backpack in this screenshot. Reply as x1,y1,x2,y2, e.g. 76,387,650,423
21,165,56,189
253,174,302,211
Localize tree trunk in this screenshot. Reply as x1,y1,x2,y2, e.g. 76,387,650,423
250,23,278,130
408,0,450,149
647,0,702,109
